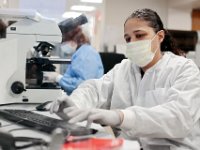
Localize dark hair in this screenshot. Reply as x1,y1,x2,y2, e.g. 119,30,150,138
0,19,7,38
62,26,90,48
124,8,184,56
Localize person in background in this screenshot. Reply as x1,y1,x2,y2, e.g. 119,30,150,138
0,19,7,38
48,8,200,150
44,20,104,95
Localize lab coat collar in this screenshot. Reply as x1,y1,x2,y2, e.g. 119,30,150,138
144,52,171,74
129,52,171,76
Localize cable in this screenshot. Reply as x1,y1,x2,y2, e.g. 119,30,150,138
0,120,23,128
8,128,49,149
0,109,50,149
1,127,49,149
16,143,46,149
0,103,40,107
15,141,48,149
8,127,32,133
14,136,48,149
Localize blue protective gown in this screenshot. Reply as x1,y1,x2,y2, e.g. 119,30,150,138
59,44,104,94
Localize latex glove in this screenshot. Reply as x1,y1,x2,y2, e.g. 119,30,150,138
63,107,123,127
49,95,76,120
43,72,61,82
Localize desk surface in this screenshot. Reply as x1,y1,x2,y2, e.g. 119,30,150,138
0,104,140,150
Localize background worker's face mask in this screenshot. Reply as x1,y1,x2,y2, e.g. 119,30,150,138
61,41,77,55
125,34,159,67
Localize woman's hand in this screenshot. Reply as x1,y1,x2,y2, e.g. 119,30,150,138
48,95,76,120
63,107,124,127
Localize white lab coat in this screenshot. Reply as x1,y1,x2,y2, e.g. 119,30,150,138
70,52,200,150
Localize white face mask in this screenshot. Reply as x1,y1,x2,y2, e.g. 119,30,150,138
125,35,158,67
61,42,77,55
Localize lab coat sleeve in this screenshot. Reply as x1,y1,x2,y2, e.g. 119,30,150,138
68,67,116,109
120,60,200,138
59,45,104,94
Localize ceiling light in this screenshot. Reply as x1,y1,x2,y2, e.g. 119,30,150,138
80,0,103,3
62,11,82,18
3,0,7,5
70,5,96,12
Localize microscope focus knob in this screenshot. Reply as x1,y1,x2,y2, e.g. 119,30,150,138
11,81,26,94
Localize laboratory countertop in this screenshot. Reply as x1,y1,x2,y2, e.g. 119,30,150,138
0,103,140,150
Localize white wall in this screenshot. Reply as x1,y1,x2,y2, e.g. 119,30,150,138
7,0,19,8
167,0,200,30
101,0,168,52
2,0,199,54
167,0,200,66
0,0,8,8
167,8,192,30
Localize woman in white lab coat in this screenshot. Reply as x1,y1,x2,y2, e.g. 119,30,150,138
49,8,200,150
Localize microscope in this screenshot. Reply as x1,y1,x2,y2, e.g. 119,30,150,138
0,9,69,104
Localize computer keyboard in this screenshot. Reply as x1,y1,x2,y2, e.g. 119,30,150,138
0,109,97,136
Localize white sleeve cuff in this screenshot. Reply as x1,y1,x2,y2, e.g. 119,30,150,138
120,109,137,131
56,74,63,83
